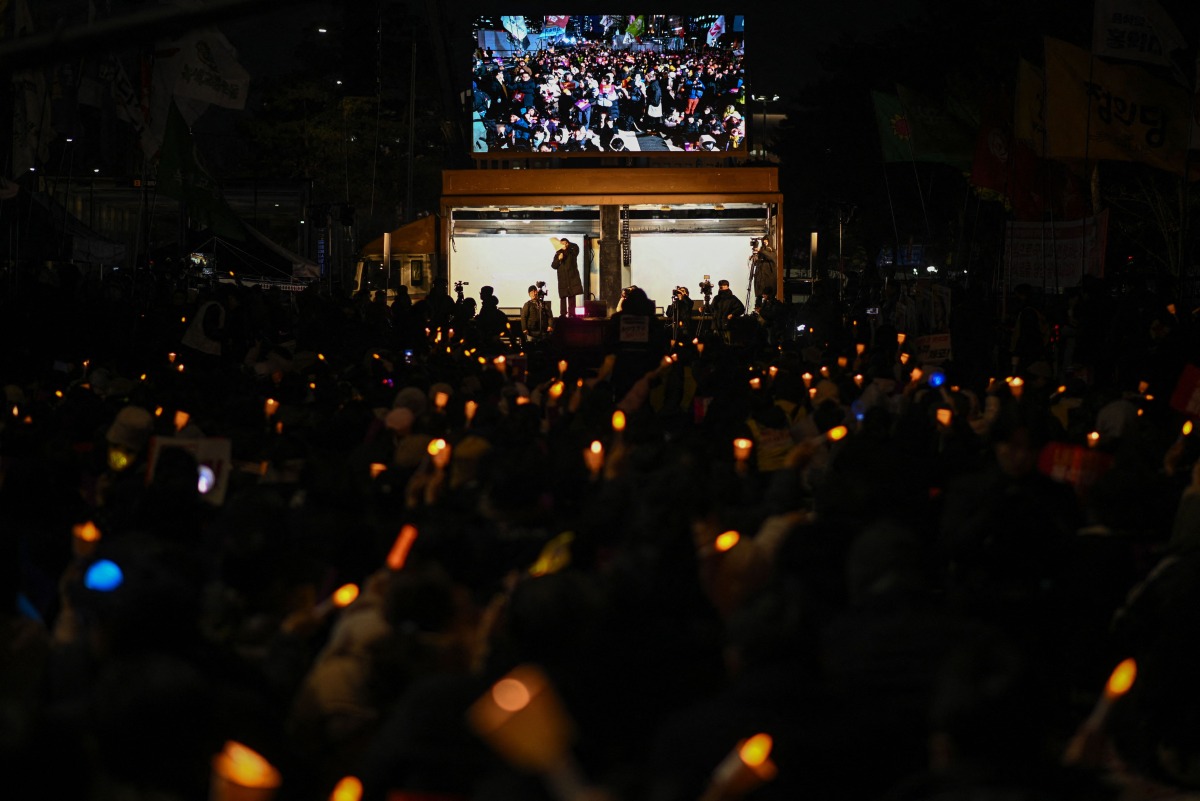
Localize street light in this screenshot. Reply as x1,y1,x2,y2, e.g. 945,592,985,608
750,94,780,158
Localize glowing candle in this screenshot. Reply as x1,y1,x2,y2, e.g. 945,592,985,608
264,398,280,419
1138,380,1149,394
174,410,190,432
465,400,478,425
899,352,909,365
387,525,419,571
826,425,848,441
937,408,952,427
1167,303,1177,316
612,410,626,433
1185,421,1194,437
714,530,740,552
427,438,451,470
73,520,101,558
211,741,282,797
369,463,387,479
837,356,848,369
167,352,176,363
854,374,864,388
329,776,362,801
749,377,761,390
1105,658,1137,700
434,391,449,411
1009,377,1023,400
910,368,923,384
558,359,568,377
856,343,865,355
768,366,778,379
1087,431,1100,448
548,381,564,400
801,372,812,389
820,366,830,378
897,332,906,345
467,664,574,775
704,733,778,801
583,440,604,478
733,437,753,463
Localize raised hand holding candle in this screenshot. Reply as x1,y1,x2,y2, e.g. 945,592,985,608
584,440,604,479
386,525,419,570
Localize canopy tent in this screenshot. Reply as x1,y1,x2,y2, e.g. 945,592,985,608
360,214,438,259
192,224,318,281
0,191,127,265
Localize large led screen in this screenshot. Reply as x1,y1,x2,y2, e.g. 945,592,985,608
470,14,746,156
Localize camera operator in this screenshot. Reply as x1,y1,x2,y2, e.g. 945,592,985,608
668,285,694,341
750,237,777,299
521,283,553,343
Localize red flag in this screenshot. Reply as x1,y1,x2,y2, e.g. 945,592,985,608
545,15,569,29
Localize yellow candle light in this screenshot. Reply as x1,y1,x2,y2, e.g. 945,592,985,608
854,374,864,388
910,367,923,384
856,343,865,355
696,341,705,355
1167,303,1177,316
1104,657,1137,700
174,410,190,432
897,332,906,345
548,380,565,400
1087,431,1100,448
558,359,568,377
703,733,778,801
177,364,185,373
465,400,478,424
1009,376,1024,400
749,377,761,390
837,356,848,369
733,437,753,463
427,438,451,469
434,391,450,411
1138,381,1149,394
369,463,387,479
264,398,280,419
329,776,363,801
1184,421,1194,437
387,524,419,571
467,664,575,775
583,440,604,478
820,366,830,378
899,352,909,365
937,408,953,427
714,530,740,552
826,425,848,442
612,410,626,433
801,372,812,389
768,365,778,379
167,352,176,363
211,741,282,797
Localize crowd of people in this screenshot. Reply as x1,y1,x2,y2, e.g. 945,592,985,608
472,40,746,153
2,260,1200,801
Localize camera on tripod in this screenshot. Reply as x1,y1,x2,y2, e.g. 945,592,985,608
535,280,547,301
750,238,761,248
698,276,713,297
671,285,689,300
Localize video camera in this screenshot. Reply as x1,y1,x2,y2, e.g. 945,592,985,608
672,285,689,299
535,280,547,301
698,276,714,297
750,238,761,248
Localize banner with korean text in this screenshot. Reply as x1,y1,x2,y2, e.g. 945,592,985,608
1003,211,1109,288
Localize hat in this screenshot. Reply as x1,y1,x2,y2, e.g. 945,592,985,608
393,386,428,417
106,405,154,453
385,407,415,434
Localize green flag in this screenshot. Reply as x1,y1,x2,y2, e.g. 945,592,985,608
157,99,245,240
896,85,975,170
872,91,912,163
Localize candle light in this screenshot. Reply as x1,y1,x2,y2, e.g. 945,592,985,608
910,367,923,384
801,372,813,389
826,425,848,441
558,359,568,377
768,365,778,379
701,733,777,801
467,664,576,777
548,381,565,401
73,520,101,558
854,374,864,388
733,437,753,463
612,410,626,433
749,377,761,390
494,355,507,374
1009,376,1024,400
314,583,360,619
1185,421,1194,437
820,366,830,378
167,352,176,363
1087,431,1100,448
427,438,451,470
210,741,282,801
1138,380,1149,394
465,400,478,425
937,408,953,427
897,333,906,345
899,352,909,365
837,356,848,369
856,343,865,355
264,398,280,419
174,410,190,432
369,463,387,479
329,776,362,801
714,530,740,552
387,524,419,571
434,391,449,411
583,440,604,478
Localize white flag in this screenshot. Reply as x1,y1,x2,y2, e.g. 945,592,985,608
1093,0,1187,67
170,27,250,110
707,15,725,47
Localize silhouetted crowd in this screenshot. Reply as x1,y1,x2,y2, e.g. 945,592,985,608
2,264,1200,801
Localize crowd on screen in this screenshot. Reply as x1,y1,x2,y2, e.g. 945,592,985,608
472,40,746,153
2,264,1200,801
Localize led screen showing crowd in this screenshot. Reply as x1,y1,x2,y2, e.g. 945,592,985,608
470,14,747,155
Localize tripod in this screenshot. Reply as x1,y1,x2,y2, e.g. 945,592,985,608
745,253,758,311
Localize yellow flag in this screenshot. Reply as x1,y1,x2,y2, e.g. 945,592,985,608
1043,36,1190,174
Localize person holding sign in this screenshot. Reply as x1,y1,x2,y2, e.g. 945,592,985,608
550,237,584,318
